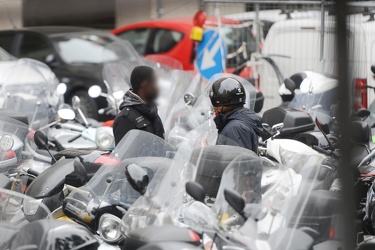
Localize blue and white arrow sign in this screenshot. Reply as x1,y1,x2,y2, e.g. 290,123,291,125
196,29,226,80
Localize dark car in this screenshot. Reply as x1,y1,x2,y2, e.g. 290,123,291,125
0,26,136,120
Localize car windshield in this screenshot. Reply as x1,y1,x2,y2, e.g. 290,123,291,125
51,32,135,65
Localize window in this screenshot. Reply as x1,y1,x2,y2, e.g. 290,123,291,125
19,33,53,61
51,33,133,65
0,33,15,53
117,28,151,55
152,29,183,54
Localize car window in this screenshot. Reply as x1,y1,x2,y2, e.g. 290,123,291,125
19,33,53,61
51,33,137,65
152,29,183,54
117,28,151,55
0,33,16,53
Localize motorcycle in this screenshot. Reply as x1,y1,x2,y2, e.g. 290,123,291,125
0,188,101,249
62,130,176,245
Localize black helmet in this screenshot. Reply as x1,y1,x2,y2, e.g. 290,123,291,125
209,77,246,107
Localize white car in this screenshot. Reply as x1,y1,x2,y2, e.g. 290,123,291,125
258,13,375,111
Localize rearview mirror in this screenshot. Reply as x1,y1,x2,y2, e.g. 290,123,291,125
125,164,149,195
371,65,375,75
72,96,81,109
315,117,330,135
65,159,88,187
186,181,205,203
184,93,195,106
45,54,58,67
34,130,48,149
354,108,370,120
56,83,67,95
58,108,76,120
224,189,246,219
88,85,102,98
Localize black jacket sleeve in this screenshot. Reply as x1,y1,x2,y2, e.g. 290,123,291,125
113,115,136,145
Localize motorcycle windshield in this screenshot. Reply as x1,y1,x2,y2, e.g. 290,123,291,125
162,71,213,137
0,58,62,130
102,41,143,101
64,130,176,223
0,116,29,176
288,86,338,121
258,139,328,241
0,188,52,248
212,151,275,220
121,140,197,235
121,134,245,236
144,54,183,70
205,73,257,112
265,152,337,249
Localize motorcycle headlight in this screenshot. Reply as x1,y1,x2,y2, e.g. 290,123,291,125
23,198,42,215
113,90,125,100
98,213,123,243
96,128,115,150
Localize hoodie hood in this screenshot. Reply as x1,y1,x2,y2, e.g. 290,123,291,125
219,107,263,135
119,90,145,110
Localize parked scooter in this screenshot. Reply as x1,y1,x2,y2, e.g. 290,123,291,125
61,130,176,245
0,188,101,249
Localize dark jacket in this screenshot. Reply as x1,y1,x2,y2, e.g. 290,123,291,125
113,90,165,145
215,107,262,153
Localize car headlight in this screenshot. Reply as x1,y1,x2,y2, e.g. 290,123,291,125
23,198,42,215
96,128,115,150
98,213,123,243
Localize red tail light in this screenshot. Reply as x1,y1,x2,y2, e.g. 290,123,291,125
188,229,201,242
354,78,368,110
329,226,335,238
27,130,36,140
94,154,120,165
4,150,15,159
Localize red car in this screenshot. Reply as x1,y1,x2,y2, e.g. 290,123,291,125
112,17,258,73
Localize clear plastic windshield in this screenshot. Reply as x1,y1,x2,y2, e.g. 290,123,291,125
144,54,183,70
0,59,61,130
0,116,29,176
206,73,257,111
265,148,334,249
163,72,215,146
288,86,338,121
65,130,176,223
100,41,144,111
0,188,52,247
212,152,275,221
121,140,197,235
121,134,252,236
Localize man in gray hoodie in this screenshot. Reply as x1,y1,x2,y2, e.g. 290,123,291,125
208,77,262,153
113,66,164,145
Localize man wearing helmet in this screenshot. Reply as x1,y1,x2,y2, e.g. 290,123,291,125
209,77,262,153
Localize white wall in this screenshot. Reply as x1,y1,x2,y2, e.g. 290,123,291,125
115,0,199,27
0,0,22,30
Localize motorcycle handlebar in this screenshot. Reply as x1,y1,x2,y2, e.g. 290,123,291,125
312,145,331,156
